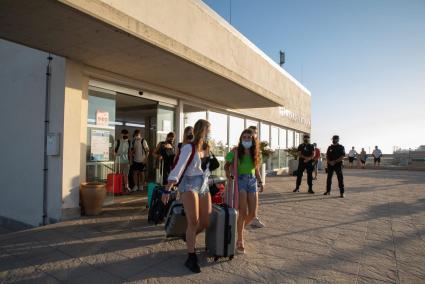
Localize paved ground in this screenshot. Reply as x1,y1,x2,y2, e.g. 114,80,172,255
1,169,425,283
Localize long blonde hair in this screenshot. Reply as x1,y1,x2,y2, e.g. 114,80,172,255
193,119,211,152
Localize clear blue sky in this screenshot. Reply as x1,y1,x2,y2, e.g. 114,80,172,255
203,0,425,154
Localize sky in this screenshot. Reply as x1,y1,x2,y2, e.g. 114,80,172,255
203,0,425,154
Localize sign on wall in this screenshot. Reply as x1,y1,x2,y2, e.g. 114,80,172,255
96,110,109,127
90,129,110,161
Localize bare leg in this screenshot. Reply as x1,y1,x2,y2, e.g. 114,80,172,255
246,192,258,226
133,171,139,188
237,191,248,244
182,191,199,253
197,193,212,234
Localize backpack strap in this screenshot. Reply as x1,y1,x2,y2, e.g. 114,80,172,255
175,143,196,186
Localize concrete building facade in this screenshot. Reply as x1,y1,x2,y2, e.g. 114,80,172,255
0,0,311,227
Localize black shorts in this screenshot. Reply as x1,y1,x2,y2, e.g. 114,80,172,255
361,160,366,164
349,157,355,163
132,162,146,171
374,157,381,163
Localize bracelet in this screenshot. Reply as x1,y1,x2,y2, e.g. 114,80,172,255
257,180,263,185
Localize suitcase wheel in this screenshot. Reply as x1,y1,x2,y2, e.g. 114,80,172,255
214,256,219,262
229,255,234,260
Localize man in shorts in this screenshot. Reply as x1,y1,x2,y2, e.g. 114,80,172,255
372,146,382,168
115,129,131,191
131,129,149,191
348,146,358,168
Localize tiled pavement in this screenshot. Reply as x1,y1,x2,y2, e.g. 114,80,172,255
1,169,424,283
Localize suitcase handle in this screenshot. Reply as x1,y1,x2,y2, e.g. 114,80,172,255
227,225,232,244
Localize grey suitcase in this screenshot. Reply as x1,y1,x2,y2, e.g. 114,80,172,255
164,200,187,238
205,204,238,261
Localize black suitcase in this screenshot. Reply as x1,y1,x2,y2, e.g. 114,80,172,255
164,200,187,238
148,186,174,225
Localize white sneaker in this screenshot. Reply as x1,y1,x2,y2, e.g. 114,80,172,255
138,185,144,192
132,185,138,192
251,217,265,228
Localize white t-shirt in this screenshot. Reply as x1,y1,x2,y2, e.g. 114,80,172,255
348,150,357,158
133,138,149,163
372,149,382,158
115,138,130,163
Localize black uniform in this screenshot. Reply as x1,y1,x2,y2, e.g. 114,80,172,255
326,144,345,193
295,143,315,191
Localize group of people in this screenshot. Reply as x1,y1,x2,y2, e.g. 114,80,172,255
294,134,384,198
158,120,264,273
348,145,383,169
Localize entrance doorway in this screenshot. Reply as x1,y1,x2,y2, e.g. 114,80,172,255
85,86,175,205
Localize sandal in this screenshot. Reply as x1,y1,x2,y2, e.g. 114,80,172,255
236,240,245,254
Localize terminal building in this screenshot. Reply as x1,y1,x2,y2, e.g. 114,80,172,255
0,0,311,228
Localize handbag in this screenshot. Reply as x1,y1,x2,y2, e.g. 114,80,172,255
208,152,220,171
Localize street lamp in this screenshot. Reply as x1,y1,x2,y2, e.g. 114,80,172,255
279,50,285,66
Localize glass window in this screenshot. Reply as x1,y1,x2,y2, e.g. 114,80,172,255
183,104,206,128
209,111,228,177
157,107,175,144
279,128,287,149
260,123,270,143
229,116,245,148
270,126,279,170
294,132,300,146
246,119,259,131
287,130,294,148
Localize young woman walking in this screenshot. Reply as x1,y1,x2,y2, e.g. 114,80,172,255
162,120,212,273
224,128,264,254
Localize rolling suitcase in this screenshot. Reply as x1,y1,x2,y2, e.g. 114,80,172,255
165,200,187,238
205,204,237,261
106,173,123,195
205,149,239,261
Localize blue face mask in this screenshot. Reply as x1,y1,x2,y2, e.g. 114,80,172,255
242,141,252,149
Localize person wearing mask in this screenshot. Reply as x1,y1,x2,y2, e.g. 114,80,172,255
348,146,358,168
312,143,321,180
293,134,315,194
359,148,367,169
131,130,149,192
247,125,265,228
175,126,194,162
324,135,346,198
154,132,176,185
115,129,131,191
372,146,383,168
162,119,212,273
225,128,264,254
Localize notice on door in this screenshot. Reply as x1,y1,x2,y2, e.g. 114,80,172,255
96,110,109,127
90,129,110,161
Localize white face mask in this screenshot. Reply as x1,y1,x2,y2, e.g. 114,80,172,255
242,140,252,149
205,133,211,142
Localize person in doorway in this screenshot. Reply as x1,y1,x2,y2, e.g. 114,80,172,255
372,146,383,168
175,126,194,162
324,135,346,198
115,129,131,191
225,128,264,254
359,148,367,169
293,134,315,194
162,119,212,273
312,143,321,180
154,132,176,185
348,146,358,168
131,129,149,192
247,125,265,228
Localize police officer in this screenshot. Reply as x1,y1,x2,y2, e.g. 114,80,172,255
293,134,315,194
324,135,346,198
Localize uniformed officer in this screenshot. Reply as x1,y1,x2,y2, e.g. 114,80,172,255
324,135,346,198
293,134,315,194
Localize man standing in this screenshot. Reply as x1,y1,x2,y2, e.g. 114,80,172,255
348,146,358,168
312,143,321,180
293,134,315,194
324,135,346,198
372,146,383,168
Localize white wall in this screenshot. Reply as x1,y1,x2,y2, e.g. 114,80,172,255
0,39,65,227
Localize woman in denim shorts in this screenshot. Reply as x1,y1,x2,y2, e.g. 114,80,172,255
162,119,212,273
225,128,264,254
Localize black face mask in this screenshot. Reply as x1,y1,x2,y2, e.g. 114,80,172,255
304,139,309,143
187,134,194,140
167,139,173,144
123,136,128,140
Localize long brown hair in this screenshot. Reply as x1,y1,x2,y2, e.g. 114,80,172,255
193,119,211,151
237,128,260,168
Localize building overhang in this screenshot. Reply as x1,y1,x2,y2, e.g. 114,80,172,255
0,0,290,109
